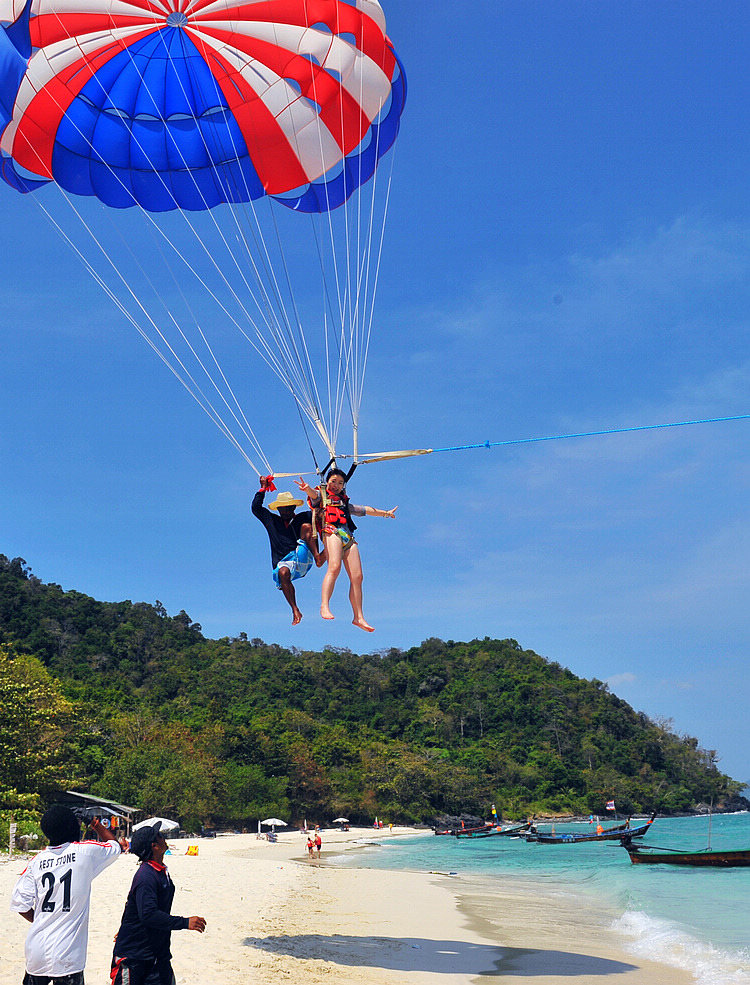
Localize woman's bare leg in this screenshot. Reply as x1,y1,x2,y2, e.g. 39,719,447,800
321,533,342,620
343,545,373,632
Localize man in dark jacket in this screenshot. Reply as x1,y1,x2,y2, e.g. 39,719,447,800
111,822,206,985
252,475,324,625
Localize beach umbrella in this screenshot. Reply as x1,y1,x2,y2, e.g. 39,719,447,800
260,818,286,827
333,817,350,824
132,817,179,834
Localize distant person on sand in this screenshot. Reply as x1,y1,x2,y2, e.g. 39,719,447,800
296,470,397,632
11,806,121,985
111,821,206,985
306,836,314,859
314,832,322,858
252,476,325,625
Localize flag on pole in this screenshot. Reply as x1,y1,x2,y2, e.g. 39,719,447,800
606,800,616,811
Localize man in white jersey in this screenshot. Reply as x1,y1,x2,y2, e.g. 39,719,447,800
11,804,121,985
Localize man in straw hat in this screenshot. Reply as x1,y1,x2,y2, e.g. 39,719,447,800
252,475,325,624
111,821,206,985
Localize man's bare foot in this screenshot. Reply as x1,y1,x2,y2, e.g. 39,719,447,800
292,608,303,626
352,617,375,632
321,606,335,620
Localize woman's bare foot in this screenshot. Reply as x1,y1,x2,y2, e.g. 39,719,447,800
321,606,335,620
352,617,374,632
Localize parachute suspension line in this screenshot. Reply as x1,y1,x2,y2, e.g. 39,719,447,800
362,102,388,393
299,8,396,456
334,93,396,462
224,8,334,459
350,45,369,455
351,71,382,421
147,20,324,418
270,12,347,460
235,197,313,390
4,70,276,471
358,148,397,414
306,116,371,458
294,398,323,478
136,209,316,407
266,201,335,456
310,56,354,442
19,0,405,472
307,206,358,458
346,69,365,466
25,6,319,439
109,214,274,473
60,2,328,429
309,216,350,451
32,192,268,473
130,33,323,408
349,99,384,441
258,12,350,455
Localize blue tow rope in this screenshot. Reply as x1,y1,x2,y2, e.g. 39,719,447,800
430,414,750,455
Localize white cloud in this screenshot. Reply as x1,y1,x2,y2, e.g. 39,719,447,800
606,672,637,689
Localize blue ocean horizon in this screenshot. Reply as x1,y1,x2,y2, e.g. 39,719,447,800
333,814,750,985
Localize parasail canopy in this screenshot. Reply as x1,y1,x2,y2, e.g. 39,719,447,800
0,0,406,473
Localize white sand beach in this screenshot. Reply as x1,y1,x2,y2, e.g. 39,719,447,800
1,827,694,985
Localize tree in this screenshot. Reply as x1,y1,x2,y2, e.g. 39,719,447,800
0,643,81,797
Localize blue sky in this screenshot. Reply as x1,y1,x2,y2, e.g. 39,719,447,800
2,0,750,782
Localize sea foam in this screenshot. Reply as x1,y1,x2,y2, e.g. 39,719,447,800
614,910,750,985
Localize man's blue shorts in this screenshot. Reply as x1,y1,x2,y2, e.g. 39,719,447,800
273,541,313,589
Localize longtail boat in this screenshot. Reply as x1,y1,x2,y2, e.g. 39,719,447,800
620,837,750,867
434,822,494,837
453,823,495,837
528,814,656,845
470,821,532,839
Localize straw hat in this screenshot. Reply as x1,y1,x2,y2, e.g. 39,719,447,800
269,491,304,511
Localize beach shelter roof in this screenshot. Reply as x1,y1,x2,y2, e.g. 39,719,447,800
60,790,138,822
132,816,180,834
261,818,286,827
333,817,350,823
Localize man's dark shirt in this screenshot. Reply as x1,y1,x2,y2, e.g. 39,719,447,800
252,490,312,567
113,862,188,963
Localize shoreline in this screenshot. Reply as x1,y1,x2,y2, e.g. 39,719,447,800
1,827,694,984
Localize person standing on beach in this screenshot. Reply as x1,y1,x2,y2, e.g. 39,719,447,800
11,805,122,985
252,476,325,625
111,821,206,985
314,832,322,859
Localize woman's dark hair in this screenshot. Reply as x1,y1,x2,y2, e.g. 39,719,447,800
40,805,81,845
326,468,347,482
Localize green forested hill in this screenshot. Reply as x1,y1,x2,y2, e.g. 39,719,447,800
0,554,745,830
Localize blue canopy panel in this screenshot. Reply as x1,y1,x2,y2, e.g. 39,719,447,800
49,26,265,211
274,50,406,215
0,0,32,130
0,154,50,193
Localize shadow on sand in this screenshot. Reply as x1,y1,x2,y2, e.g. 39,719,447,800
243,933,638,977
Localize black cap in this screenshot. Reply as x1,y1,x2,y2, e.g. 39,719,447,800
130,821,164,860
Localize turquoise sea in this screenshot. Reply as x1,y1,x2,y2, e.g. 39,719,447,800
333,814,750,984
